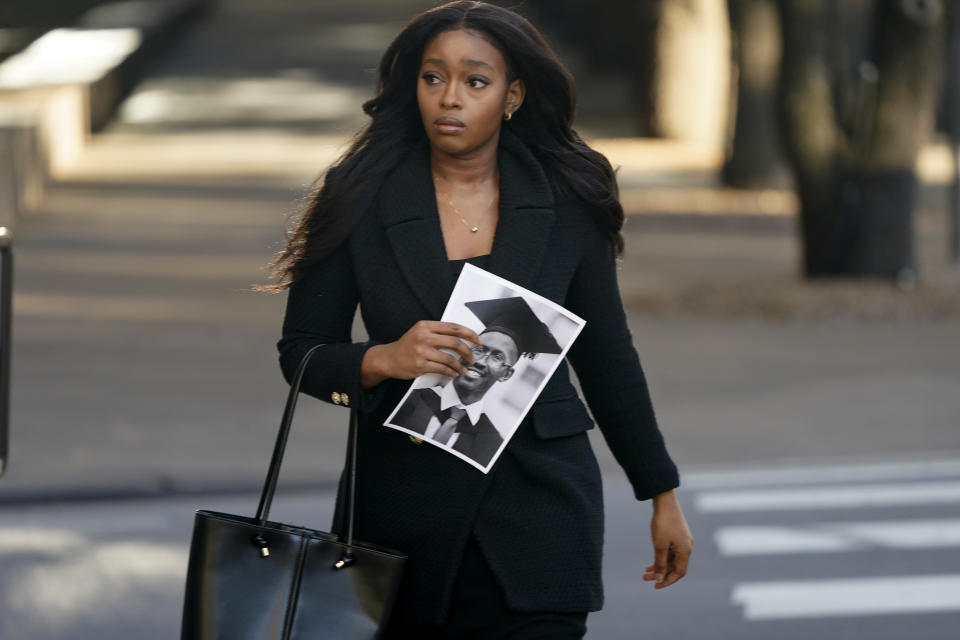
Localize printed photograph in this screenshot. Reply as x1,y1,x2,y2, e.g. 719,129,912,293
384,264,585,473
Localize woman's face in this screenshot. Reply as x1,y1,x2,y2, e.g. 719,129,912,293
417,29,524,158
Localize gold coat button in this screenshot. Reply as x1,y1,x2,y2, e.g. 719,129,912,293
331,392,341,405
340,393,350,406
409,436,423,444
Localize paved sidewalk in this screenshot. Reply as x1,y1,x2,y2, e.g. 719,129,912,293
2,0,959,501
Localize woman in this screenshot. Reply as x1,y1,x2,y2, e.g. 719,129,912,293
272,2,693,637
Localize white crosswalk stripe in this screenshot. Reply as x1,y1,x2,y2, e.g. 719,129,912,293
682,459,960,489
696,481,960,512
731,575,960,620
715,518,960,555
688,460,960,625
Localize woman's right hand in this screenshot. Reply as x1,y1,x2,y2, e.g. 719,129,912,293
360,321,483,387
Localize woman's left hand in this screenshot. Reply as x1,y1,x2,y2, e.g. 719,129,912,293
643,489,693,590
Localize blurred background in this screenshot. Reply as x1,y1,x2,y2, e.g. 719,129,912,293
0,0,958,638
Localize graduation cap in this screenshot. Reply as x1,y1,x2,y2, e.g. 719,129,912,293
464,297,561,359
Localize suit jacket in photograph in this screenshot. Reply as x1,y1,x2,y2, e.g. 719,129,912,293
390,387,504,467
277,128,680,626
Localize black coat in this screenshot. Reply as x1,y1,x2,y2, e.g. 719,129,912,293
277,129,680,626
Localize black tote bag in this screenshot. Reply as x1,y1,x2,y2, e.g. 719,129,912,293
181,344,406,639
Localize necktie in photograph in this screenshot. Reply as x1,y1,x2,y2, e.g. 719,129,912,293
434,406,466,445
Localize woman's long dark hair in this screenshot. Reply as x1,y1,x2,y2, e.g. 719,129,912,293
268,0,624,289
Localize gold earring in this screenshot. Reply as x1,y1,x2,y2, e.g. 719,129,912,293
504,111,513,121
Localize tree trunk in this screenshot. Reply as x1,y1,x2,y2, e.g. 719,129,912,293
723,0,786,187
649,0,732,145
777,0,946,280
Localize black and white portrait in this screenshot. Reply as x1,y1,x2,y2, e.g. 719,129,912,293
384,264,585,472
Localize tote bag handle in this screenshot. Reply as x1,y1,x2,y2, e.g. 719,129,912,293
253,344,360,547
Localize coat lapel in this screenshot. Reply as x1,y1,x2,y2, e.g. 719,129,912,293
486,130,556,292
379,130,556,319
380,142,452,319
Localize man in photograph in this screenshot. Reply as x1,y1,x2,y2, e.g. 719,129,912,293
391,297,561,467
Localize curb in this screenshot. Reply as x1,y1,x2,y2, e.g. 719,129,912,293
0,477,339,506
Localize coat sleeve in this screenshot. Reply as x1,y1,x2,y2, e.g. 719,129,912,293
276,240,381,409
565,220,680,500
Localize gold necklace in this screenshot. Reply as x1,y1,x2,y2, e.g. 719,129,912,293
433,172,497,233
446,195,494,233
